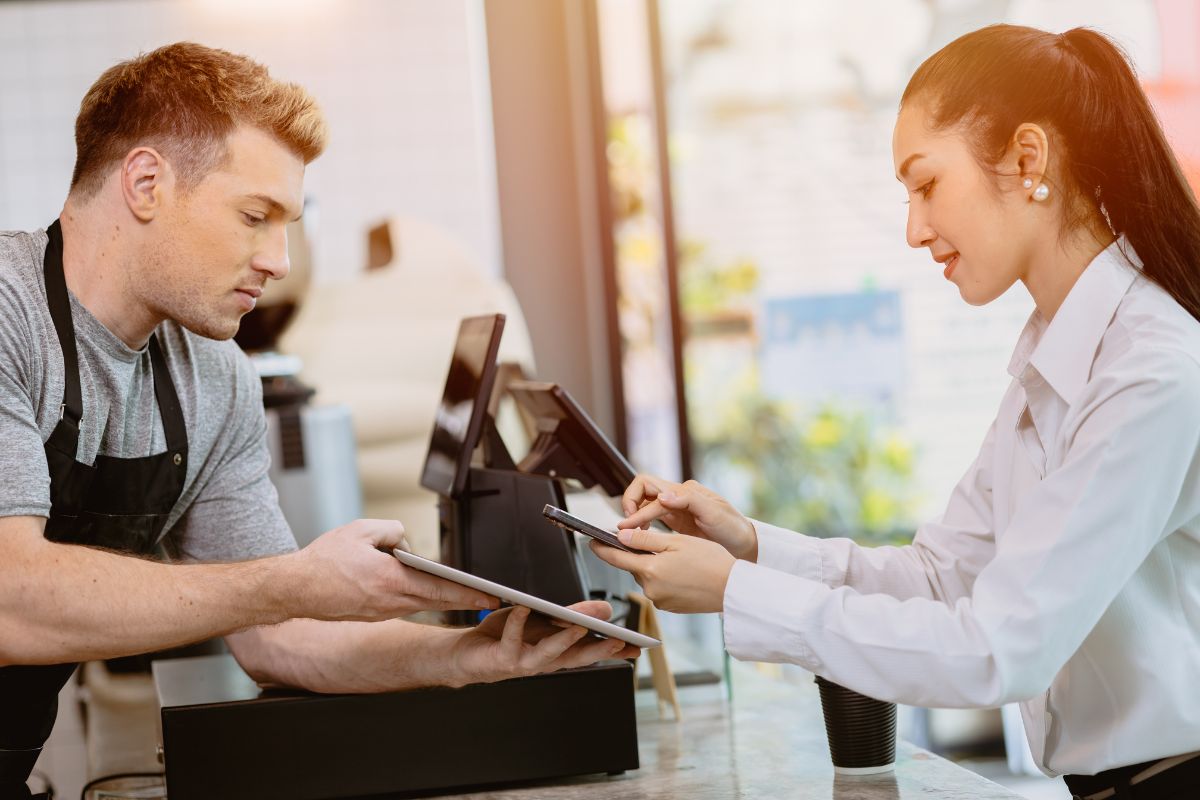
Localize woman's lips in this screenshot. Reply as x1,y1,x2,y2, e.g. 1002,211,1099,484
943,253,959,280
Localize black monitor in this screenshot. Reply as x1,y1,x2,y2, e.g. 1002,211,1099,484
508,380,636,497
420,314,506,497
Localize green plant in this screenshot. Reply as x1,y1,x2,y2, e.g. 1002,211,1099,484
678,238,759,317
691,384,916,545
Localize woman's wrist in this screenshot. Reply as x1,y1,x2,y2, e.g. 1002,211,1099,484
737,517,759,562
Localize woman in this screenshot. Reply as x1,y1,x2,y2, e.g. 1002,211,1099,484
592,25,1200,800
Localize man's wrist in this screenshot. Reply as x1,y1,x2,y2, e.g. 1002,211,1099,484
257,551,310,624
429,624,473,689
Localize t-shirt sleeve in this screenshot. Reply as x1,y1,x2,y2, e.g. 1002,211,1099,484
166,348,297,561
0,244,51,519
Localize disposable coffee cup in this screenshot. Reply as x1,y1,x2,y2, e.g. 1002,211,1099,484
815,675,897,774
83,775,166,799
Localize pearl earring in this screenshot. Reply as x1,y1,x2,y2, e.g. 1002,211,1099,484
1033,183,1050,202
1022,178,1033,189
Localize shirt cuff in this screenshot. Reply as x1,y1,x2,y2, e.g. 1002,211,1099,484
722,559,828,669
752,519,826,583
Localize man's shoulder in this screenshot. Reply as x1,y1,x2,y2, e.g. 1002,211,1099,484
0,230,50,347
0,229,44,260
0,229,46,292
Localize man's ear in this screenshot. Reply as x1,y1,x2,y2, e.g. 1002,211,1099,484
121,147,171,221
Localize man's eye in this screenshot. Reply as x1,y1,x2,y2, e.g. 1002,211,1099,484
242,212,265,226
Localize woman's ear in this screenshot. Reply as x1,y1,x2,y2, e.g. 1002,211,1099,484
1009,123,1050,189
121,147,171,221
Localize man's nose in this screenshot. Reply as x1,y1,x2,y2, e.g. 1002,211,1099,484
254,226,290,280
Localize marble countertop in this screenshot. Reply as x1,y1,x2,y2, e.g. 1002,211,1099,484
432,671,1023,800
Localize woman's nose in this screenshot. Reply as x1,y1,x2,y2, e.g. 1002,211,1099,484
906,207,936,249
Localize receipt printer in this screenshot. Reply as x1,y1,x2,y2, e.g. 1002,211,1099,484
154,654,639,799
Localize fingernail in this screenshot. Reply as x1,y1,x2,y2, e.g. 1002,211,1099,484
617,530,633,544
608,640,623,653
476,599,492,609
659,491,675,501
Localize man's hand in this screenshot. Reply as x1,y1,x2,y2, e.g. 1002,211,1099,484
620,475,758,561
287,519,499,621
446,601,640,687
590,529,735,614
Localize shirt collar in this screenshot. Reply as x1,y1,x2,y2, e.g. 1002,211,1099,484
1007,237,1141,405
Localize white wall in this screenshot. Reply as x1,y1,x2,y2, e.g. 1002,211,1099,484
0,0,502,282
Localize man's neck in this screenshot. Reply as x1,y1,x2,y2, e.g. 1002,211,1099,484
58,199,162,349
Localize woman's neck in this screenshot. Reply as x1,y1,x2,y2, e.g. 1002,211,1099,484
1022,220,1116,322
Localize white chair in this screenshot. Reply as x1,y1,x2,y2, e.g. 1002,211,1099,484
279,216,536,557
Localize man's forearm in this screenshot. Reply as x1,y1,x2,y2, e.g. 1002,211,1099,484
0,517,301,665
230,618,464,694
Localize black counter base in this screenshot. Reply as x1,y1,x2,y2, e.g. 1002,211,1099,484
155,654,639,800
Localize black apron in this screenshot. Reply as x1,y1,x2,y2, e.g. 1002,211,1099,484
0,220,189,797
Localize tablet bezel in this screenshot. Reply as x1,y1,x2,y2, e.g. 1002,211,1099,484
392,549,661,649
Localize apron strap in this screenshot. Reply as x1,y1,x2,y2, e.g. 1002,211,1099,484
42,220,83,429
148,334,187,455
43,220,189,460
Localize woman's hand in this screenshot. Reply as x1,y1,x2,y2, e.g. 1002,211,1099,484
620,475,758,562
589,530,736,614
447,600,640,687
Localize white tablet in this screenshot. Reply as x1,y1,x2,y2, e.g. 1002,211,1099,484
392,549,661,649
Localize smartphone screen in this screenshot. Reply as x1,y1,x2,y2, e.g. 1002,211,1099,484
542,504,655,554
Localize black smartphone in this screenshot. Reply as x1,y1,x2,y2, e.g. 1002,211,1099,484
542,504,655,554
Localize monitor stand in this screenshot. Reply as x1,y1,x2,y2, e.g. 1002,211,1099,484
438,466,590,622
437,414,591,625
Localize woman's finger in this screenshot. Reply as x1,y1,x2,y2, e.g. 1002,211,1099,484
616,528,673,553
622,474,671,516
588,540,645,572
619,499,667,530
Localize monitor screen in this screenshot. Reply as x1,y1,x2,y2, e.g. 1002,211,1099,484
508,380,636,496
419,314,506,497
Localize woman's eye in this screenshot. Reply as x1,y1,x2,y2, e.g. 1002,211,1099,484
242,212,265,227
902,180,934,205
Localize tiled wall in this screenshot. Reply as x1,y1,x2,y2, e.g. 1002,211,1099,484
0,0,502,282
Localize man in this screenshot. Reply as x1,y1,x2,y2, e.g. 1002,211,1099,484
0,42,636,794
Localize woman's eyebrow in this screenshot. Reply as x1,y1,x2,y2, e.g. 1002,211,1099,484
896,152,926,182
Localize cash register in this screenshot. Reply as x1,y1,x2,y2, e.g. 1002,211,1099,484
155,314,643,799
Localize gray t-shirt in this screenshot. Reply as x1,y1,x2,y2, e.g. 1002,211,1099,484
0,227,296,561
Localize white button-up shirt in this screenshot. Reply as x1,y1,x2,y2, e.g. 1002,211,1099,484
722,239,1200,776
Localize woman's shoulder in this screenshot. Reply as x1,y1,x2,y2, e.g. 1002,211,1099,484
1104,275,1200,370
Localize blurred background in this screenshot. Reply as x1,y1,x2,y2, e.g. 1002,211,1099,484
3,1,1198,798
